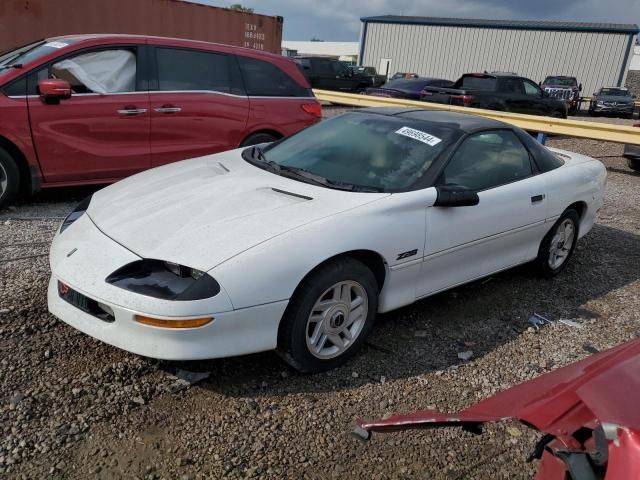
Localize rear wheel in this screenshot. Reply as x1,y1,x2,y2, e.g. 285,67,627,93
240,132,279,147
277,258,379,373
627,158,640,171
0,147,20,209
534,209,580,277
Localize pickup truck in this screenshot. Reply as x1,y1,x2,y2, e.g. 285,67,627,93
350,66,386,88
294,57,373,93
421,73,567,118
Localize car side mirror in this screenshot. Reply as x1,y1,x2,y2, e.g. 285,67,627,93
434,186,479,207
579,83,583,92
538,81,542,86
38,79,71,104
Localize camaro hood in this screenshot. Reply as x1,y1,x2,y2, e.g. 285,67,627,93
88,149,387,271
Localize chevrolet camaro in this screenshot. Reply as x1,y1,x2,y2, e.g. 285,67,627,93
48,108,606,373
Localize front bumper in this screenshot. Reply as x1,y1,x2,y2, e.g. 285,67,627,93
591,104,634,114
48,214,287,360
48,277,287,360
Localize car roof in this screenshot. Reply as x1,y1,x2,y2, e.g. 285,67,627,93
47,33,286,61
356,108,510,132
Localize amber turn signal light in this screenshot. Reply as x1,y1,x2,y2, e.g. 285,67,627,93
134,315,213,329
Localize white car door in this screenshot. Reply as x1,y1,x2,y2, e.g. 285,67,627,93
416,129,548,298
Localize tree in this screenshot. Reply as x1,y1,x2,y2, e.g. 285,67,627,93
229,4,254,13
310,37,324,42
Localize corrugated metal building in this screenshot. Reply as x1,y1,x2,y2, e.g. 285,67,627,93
0,0,283,54
359,16,639,95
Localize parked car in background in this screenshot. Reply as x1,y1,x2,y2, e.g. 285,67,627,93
49,108,605,373
295,56,372,93
421,72,567,118
390,72,419,80
624,123,640,171
540,76,582,114
589,87,636,118
365,77,454,100
0,34,321,208
350,66,386,88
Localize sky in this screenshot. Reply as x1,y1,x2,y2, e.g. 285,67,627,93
194,0,640,41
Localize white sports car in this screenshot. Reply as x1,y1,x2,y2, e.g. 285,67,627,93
48,108,606,372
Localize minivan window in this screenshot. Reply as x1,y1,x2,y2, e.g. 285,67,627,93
156,48,230,93
52,49,136,94
237,56,311,97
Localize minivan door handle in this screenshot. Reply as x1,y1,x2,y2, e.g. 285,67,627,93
154,105,182,114
118,107,147,116
531,194,545,203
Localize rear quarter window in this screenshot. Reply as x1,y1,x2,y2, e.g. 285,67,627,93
516,130,565,172
237,56,311,97
459,76,497,90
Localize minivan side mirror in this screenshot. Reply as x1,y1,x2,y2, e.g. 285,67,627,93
38,79,72,104
434,185,479,207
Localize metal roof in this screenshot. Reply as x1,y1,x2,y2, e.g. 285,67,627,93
360,16,639,34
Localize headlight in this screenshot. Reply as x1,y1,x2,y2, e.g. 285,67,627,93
596,101,604,106
60,195,92,233
105,259,220,301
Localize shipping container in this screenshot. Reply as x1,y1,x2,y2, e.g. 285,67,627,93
0,0,283,54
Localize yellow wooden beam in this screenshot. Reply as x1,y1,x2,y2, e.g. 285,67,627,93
314,89,640,145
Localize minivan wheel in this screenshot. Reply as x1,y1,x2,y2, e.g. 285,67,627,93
534,209,580,277
277,258,379,373
0,147,20,209
240,132,279,147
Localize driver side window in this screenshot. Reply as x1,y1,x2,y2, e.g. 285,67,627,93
50,48,137,94
438,130,533,191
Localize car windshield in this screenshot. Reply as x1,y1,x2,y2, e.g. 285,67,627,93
249,113,460,192
0,39,75,70
544,77,577,87
599,88,630,96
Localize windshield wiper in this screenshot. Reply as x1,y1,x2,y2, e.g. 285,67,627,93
279,166,383,192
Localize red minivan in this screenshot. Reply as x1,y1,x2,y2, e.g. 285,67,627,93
0,35,322,207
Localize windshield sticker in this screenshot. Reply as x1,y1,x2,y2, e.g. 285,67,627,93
44,41,68,49
395,127,442,147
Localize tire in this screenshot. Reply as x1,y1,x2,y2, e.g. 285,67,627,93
534,209,580,278
277,258,379,373
551,110,566,119
628,158,640,171
0,147,20,209
239,132,279,147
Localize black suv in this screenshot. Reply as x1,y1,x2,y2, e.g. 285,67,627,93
422,73,568,118
294,57,373,93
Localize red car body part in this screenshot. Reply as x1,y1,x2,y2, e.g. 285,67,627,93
0,34,320,203
354,338,640,479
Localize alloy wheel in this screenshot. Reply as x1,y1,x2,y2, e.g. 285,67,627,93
305,280,368,359
548,219,576,269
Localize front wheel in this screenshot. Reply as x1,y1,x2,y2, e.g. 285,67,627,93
534,209,580,277
277,258,379,373
628,158,640,171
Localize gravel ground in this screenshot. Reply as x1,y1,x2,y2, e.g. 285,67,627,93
1,112,639,479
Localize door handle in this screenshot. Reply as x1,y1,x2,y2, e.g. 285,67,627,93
154,106,182,114
531,194,545,203
118,108,147,116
